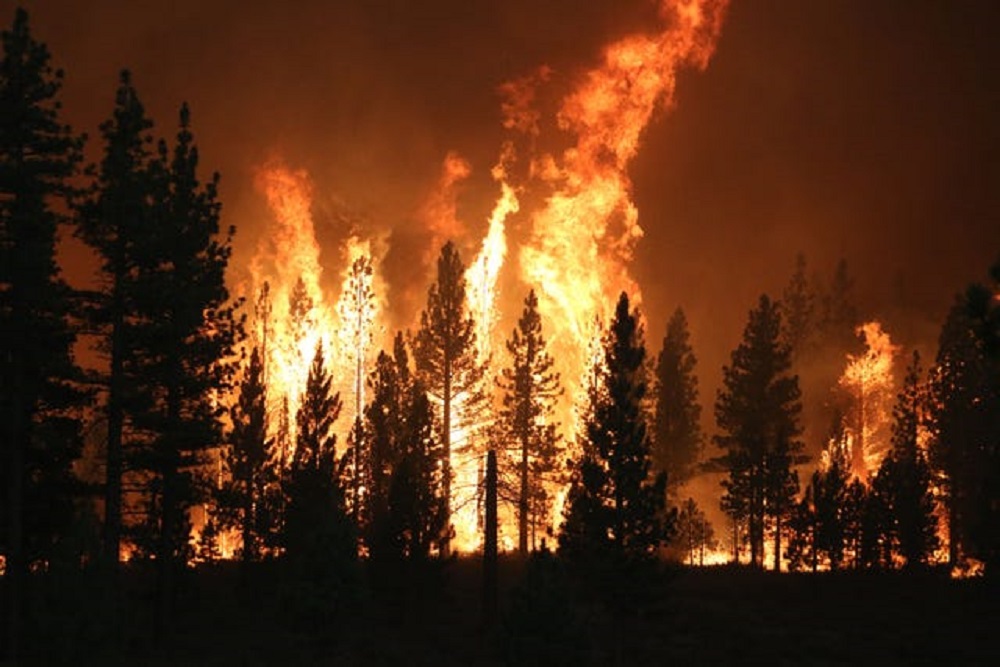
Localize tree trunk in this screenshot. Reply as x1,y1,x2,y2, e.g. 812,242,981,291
104,278,125,569
483,450,498,627
442,354,452,557
518,430,529,555
5,361,25,663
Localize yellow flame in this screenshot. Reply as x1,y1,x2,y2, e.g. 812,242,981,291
838,321,898,482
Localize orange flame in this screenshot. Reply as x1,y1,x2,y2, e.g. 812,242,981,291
838,321,898,482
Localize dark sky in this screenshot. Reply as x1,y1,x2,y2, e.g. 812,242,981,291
18,0,1000,403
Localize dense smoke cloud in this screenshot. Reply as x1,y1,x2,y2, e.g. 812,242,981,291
23,0,1000,448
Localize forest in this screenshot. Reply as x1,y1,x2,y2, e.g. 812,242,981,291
2,6,999,666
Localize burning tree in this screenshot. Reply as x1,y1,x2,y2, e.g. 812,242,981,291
838,321,898,482
715,295,803,570
497,290,562,554
413,241,487,554
336,253,378,528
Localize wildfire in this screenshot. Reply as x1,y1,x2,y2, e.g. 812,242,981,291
838,321,898,482
515,0,729,429
221,0,730,555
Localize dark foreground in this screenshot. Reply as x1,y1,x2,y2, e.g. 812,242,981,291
6,558,997,666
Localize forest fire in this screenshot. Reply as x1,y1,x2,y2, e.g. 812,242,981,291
236,0,731,554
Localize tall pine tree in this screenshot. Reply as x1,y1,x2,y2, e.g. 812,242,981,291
497,290,561,554
715,295,803,569
129,104,241,621
560,293,670,564
879,352,938,568
652,307,702,498
78,69,156,568
1,8,86,659
412,241,485,554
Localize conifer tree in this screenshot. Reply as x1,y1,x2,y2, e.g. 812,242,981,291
412,241,485,554
78,69,156,568
1,8,85,656
880,352,938,568
220,344,279,561
126,104,241,618
560,293,670,563
715,295,803,569
366,333,447,561
497,290,562,554
652,307,703,498
779,252,816,360
285,342,350,561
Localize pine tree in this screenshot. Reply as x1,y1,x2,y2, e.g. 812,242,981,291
127,104,242,621
818,258,859,351
929,297,995,569
366,333,447,562
674,498,714,566
285,342,349,560
412,241,485,554
220,344,279,562
283,342,356,625
652,307,702,498
560,293,670,564
880,352,938,568
715,295,803,569
78,69,156,568
497,290,562,554
779,252,816,360
1,8,86,658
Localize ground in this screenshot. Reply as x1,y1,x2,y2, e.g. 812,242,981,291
9,557,997,665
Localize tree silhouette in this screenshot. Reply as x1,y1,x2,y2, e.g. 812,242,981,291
497,290,562,554
779,252,817,360
219,343,280,562
929,295,997,570
125,103,242,623
283,341,356,626
715,295,803,569
878,352,938,568
285,342,350,559
674,498,715,566
366,333,447,563
78,69,157,568
652,307,702,498
1,8,86,658
560,292,670,563
412,241,485,554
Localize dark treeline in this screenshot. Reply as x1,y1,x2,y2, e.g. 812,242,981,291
2,7,999,665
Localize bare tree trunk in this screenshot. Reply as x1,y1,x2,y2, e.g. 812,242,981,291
5,364,25,664
482,450,498,628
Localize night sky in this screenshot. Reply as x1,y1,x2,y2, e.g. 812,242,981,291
19,0,1000,400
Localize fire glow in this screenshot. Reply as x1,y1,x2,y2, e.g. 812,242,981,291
231,0,730,554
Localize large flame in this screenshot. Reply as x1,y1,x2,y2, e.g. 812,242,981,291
516,0,729,424
218,0,730,556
